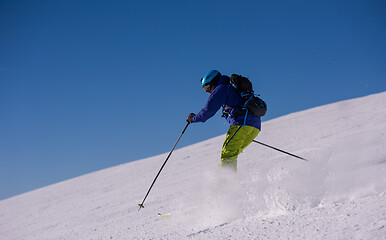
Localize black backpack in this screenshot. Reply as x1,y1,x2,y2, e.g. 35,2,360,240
230,74,267,117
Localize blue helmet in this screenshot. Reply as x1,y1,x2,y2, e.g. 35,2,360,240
201,70,221,87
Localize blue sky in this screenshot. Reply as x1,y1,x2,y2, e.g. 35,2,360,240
1,0,385,200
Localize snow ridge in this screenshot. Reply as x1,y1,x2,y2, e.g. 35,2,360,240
1,92,386,239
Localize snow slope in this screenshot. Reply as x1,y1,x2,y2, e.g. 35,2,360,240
1,92,386,240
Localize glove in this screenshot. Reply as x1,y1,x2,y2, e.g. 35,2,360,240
186,113,196,123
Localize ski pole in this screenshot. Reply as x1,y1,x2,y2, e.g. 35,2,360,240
252,140,308,161
138,122,190,211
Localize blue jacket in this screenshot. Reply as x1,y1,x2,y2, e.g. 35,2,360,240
192,75,261,130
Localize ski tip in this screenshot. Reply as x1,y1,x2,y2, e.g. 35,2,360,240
158,213,171,219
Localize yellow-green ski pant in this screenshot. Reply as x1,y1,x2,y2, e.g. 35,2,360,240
220,125,260,171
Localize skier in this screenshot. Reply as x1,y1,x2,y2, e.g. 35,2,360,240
186,70,261,171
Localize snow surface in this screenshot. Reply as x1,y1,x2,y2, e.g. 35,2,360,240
1,92,386,240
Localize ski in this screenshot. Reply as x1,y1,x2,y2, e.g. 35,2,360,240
158,212,171,219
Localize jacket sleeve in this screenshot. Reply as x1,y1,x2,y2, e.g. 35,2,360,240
192,85,227,123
